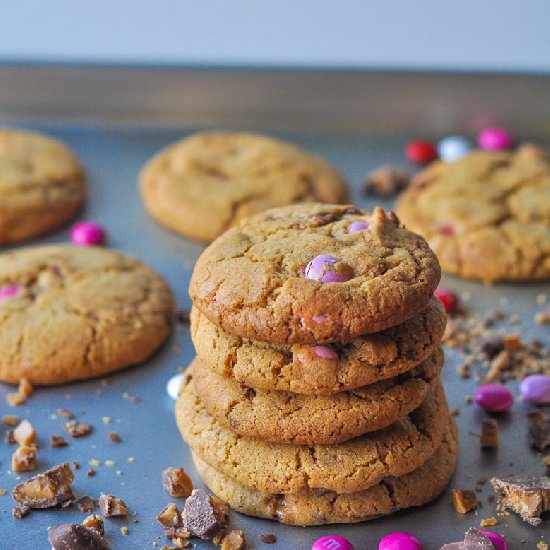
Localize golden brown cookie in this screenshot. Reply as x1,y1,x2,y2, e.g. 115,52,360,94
0,128,86,244
176,377,449,494
0,245,174,385
191,297,446,395
192,420,457,526
139,132,349,243
396,145,550,282
190,204,441,344
192,347,443,445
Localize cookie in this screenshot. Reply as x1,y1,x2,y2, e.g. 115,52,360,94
0,245,174,385
176,378,449,494
0,128,86,244
139,132,349,243
191,296,445,395
396,145,550,282
192,420,456,526
190,204,441,344
192,347,443,445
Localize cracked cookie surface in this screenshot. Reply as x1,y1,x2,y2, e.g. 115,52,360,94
191,297,445,394
139,132,349,243
192,347,443,445
396,145,550,282
192,420,456,525
176,377,449,494
0,245,174,385
0,128,86,244
190,203,441,344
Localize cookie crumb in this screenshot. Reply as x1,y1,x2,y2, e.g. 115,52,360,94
56,408,74,419
479,517,498,527
221,530,245,550
121,526,129,536
108,431,122,443
3,414,19,426
7,391,27,407
50,434,68,448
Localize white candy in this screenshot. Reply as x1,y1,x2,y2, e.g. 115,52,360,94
437,136,471,162
166,373,184,400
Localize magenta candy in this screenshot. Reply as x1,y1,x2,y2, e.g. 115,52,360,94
305,254,352,283
312,314,329,323
0,285,20,299
348,221,369,233
474,384,514,412
312,535,353,550
70,221,106,246
480,531,508,550
477,127,513,151
378,532,422,550
313,345,338,360
520,374,550,404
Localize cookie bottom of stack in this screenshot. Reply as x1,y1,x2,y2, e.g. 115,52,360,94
191,420,457,526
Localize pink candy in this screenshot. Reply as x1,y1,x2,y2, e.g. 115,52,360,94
480,530,508,550
478,127,513,151
312,314,329,324
379,532,422,550
474,384,514,412
313,345,339,360
519,374,550,404
305,255,352,283
348,221,369,233
0,285,20,299
312,535,353,550
70,221,107,246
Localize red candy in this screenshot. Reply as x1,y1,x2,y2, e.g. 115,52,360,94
434,287,458,313
405,141,437,164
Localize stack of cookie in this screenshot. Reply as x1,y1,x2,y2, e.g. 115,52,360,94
177,203,456,526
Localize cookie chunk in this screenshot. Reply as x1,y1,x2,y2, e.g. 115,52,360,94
191,297,445,394
396,145,550,282
0,128,86,244
190,204,441,344
176,377,449,494
0,245,174,385
139,132,348,243
192,420,456,526
191,347,443,445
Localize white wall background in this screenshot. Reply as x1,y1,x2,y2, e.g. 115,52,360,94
1,0,549,72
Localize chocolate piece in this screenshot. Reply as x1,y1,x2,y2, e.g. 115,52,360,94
362,165,409,196
12,463,74,509
12,445,37,472
107,432,121,443
51,434,69,448
14,419,36,446
480,336,505,359
177,309,190,324
221,530,245,550
48,523,109,550
162,467,193,497
260,533,277,544
64,421,93,438
98,493,128,517
490,475,550,526
480,418,499,449
57,408,74,419
452,489,479,514
82,514,104,536
76,496,98,513
182,489,228,540
5,429,16,445
528,411,550,451
440,528,494,550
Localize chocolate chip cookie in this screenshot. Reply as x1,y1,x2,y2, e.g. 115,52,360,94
139,132,349,243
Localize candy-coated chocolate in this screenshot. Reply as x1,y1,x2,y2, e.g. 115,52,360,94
312,535,354,550
312,314,329,323
313,345,339,360
70,221,106,246
348,221,369,233
434,287,458,313
405,140,437,164
166,373,184,400
474,384,514,412
379,532,422,550
520,374,550,404
305,254,353,283
438,136,472,162
0,285,20,299
477,127,513,151
480,530,508,550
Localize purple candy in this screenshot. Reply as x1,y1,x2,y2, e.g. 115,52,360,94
378,532,422,550
313,345,338,360
312,535,353,550
70,221,107,246
305,254,352,283
520,374,550,404
348,221,369,233
474,384,514,412
312,314,329,323
0,285,20,299
480,531,508,550
478,127,513,151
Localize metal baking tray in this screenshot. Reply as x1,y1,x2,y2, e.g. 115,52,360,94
0,67,549,550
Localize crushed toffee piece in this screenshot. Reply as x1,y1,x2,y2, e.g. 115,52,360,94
182,489,228,540
221,530,246,550
480,418,499,450
260,533,277,544
82,514,104,536
157,503,188,538
50,435,69,448
490,476,550,526
48,523,109,550
528,411,550,451
11,445,37,473
14,419,36,446
108,432,121,443
64,421,93,438
5,429,16,445
98,493,128,517
452,489,480,514
57,408,74,419
12,504,30,519
75,496,98,513
3,414,19,426
162,467,193,497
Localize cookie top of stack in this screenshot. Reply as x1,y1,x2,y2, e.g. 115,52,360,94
396,144,550,282
189,203,441,344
